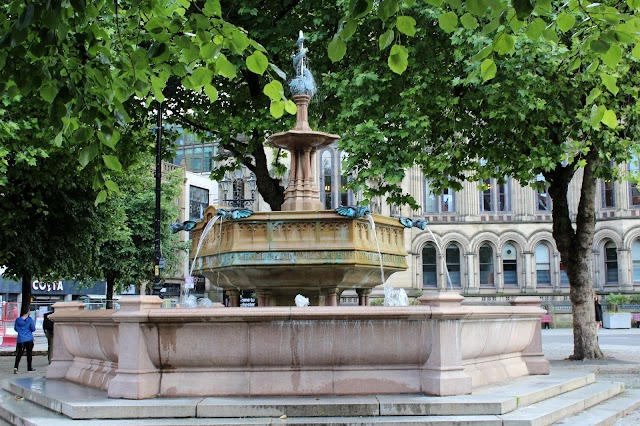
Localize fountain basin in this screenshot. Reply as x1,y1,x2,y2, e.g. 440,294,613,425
191,207,408,306
46,294,549,399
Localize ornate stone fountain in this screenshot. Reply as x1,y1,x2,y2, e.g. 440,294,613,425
189,32,408,306
45,34,549,401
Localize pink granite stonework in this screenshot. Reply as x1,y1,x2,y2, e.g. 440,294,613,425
45,293,549,400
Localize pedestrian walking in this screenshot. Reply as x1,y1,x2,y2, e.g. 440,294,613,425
43,308,54,364
13,309,36,374
595,291,603,329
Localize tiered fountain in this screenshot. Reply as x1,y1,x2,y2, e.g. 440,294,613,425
45,34,549,401
189,32,407,307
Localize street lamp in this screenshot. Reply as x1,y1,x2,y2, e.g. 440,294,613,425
220,169,257,208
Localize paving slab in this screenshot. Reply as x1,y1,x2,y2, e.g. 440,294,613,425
377,370,594,416
555,388,640,426
499,381,624,426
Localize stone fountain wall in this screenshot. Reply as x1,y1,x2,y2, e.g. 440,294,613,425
46,294,548,399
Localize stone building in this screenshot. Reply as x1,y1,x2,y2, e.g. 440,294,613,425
335,156,640,300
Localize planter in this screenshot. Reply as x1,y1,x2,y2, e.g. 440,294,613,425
602,312,631,329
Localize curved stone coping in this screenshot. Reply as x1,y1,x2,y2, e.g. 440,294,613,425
51,305,545,324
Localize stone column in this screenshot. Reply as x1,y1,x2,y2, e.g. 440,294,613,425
322,288,338,306
465,252,478,293
45,301,85,380
522,251,533,292
417,292,472,395
256,289,271,307
356,288,371,306
618,248,633,291
108,295,163,399
510,296,550,375
227,289,240,307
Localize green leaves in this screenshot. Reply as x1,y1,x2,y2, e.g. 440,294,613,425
263,80,285,101
102,155,122,172
246,50,268,75
396,16,417,37
492,33,515,55
388,44,409,74
600,73,619,95
480,59,497,81
328,36,347,62
79,145,98,168
439,12,458,34
379,29,394,50
513,0,535,20
556,13,576,33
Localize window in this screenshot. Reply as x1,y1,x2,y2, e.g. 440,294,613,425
321,150,333,209
479,244,494,287
480,178,510,212
559,261,569,286
424,181,455,213
629,156,640,207
601,181,615,208
502,243,518,286
632,240,640,283
189,186,209,221
536,175,551,212
535,243,551,286
339,152,351,206
446,243,462,287
422,243,437,288
605,241,619,284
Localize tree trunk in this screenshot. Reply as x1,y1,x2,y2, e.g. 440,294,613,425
106,275,115,309
546,150,603,360
20,272,32,315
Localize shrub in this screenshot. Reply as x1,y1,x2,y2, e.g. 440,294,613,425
605,293,631,312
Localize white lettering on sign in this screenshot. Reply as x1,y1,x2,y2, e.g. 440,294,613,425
31,281,64,292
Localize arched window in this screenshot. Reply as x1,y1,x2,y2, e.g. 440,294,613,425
536,174,551,212
446,243,462,287
424,180,455,213
502,242,518,286
632,240,640,283
535,243,551,286
479,244,494,287
480,178,510,212
321,150,333,209
422,243,437,288
605,241,619,284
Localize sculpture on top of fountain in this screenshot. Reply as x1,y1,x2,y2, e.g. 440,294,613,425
216,208,253,220
289,31,317,97
335,205,370,219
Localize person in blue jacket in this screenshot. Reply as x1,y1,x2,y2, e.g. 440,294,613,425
13,309,36,374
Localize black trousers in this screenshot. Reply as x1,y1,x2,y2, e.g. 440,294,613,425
14,341,34,370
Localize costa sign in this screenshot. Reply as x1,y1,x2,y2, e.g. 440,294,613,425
32,281,64,292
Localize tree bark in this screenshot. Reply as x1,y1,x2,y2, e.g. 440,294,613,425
546,149,603,360
20,272,32,315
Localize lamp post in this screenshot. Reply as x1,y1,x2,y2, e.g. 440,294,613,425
220,169,257,208
152,101,163,296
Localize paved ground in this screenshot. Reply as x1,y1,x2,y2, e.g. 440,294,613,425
0,329,639,424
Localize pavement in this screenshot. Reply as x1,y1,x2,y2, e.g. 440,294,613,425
0,329,639,424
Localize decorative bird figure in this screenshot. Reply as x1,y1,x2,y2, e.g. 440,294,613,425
216,208,254,220
335,205,371,219
396,217,413,228
413,219,428,231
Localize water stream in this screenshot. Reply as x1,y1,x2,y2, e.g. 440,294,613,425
425,226,454,290
183,216,220,305
368,215,408,306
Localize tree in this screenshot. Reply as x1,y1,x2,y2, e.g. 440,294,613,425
327,5,639,359
0,94,102,308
